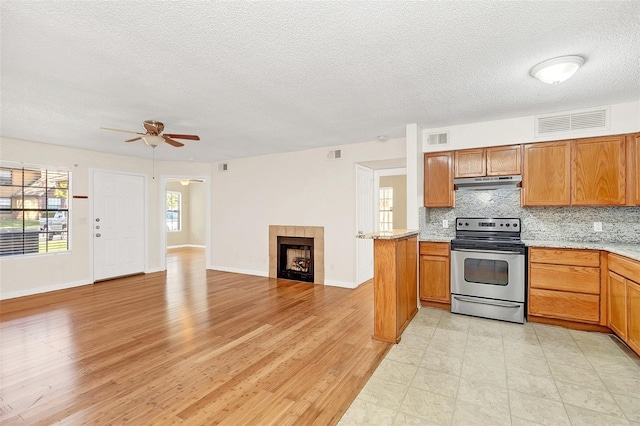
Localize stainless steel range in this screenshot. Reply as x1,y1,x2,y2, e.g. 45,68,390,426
450,217,526,323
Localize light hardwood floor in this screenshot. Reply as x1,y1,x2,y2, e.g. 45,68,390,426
0,247,391,424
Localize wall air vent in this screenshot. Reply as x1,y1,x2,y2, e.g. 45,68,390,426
218,163,229,172
327,149,342,160
427,132,449,146
535,107,609,136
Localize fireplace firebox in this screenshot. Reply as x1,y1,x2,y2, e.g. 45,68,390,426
277,236,314,283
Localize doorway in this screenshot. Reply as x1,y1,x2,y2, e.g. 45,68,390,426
354,161,408,287
162,176,210,271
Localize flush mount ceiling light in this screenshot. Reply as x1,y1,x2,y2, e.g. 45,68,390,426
180,179,190,186
530,55,585,84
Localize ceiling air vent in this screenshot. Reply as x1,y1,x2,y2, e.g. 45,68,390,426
535,107,609,136
427,132,449,146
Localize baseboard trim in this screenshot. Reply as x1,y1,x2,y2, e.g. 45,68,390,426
0,279,93,300
528,315,612,333
209,265,268,277
324,280,357,289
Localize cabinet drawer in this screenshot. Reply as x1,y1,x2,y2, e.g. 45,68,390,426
609,253,640,281
529,288,600,323
530,264,600,294
420,242,450,257
529,248,600,267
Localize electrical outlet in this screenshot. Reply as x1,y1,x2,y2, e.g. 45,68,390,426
594,222,603,232
442,220,449,228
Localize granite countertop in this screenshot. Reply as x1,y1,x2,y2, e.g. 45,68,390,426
418,235,453,243
418,235,640,262
357,229,419,240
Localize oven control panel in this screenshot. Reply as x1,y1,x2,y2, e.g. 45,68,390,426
456,218,520,232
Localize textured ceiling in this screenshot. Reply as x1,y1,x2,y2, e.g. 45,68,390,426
1,1,639,162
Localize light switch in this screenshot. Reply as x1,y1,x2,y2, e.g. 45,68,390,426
443,220,449,228
594,222,603,232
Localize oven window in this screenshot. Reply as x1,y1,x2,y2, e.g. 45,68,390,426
464,258,508,286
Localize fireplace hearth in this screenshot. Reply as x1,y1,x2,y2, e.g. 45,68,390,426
277,236,314,283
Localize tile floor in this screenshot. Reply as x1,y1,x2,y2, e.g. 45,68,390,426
339,307,640,425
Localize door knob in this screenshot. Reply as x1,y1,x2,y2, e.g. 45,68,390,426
95,233,101,237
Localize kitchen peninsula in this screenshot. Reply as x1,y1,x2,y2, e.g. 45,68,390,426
358,230,419,343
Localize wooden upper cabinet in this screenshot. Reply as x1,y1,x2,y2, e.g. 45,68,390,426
424,152,454,207
487,145,521,176
454,149,486,178
522,141,571,206
634,134,640,205
454,145,521,178
572,135,626,205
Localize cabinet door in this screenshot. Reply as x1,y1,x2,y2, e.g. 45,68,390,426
487,145,522,176
522,141,571,206
608,271,627,339
628,279,640,355
405,236,418,320
424,152,454,207
572,136,626,205
454,149,486,178
419,255,450,303
396,238,408,334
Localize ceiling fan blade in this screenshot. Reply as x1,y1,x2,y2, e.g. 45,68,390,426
162,133,200,140
125,137,142,142
163,136,184,147
101,127,144,135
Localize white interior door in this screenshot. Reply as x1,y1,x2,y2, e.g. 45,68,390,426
356,164,374,285
93,171,145,281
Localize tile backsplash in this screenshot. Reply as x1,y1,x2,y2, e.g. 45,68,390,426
420,188,640,244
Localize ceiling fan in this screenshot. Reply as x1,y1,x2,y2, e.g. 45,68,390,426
101,120,200,148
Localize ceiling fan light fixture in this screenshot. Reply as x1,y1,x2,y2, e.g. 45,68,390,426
530,55,585,84
142,135,164,147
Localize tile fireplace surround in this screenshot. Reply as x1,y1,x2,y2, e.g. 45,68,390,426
269,225,324,285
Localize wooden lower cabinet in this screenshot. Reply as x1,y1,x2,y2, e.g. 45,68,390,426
628,280,640,354
419,242,450,306
528,247,602,325
608,271,627,339
608,253,640,356
373,235,418,343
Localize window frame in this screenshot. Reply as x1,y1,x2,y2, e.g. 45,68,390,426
379,186,393,232
0,162,71,257
166,190,182,232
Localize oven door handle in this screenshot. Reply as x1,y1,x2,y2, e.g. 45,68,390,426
453,295,522,309
451,248,522,255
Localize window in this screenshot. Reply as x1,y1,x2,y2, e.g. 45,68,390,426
0,170,11,186
379,187,393,232
0,165,70,256
166,191,181,232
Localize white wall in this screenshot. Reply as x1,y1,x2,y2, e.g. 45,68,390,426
188,182,206,245
0,137,211,299
209,138,406,287
422,101,640,152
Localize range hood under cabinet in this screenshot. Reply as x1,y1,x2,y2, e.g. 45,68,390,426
454,175,522,191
